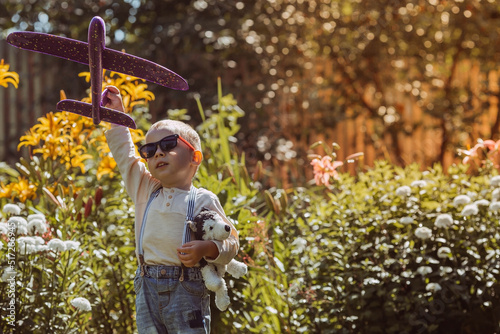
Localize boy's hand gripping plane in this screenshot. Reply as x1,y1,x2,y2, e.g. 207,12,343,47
7,16,188,129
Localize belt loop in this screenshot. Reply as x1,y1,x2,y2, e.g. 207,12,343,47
179,265,185,282
188,268,196,281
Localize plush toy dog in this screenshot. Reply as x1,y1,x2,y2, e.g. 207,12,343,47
188,209,248,311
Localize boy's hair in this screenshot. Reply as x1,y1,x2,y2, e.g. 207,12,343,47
147,120,202,153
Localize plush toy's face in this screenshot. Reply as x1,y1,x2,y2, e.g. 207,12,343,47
190,210,231,241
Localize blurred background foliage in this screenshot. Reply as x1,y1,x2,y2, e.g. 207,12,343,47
2,0,500,188
1,1,500,333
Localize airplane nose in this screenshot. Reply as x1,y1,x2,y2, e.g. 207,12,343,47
224,225,230,232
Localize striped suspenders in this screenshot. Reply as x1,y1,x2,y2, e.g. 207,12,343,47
138,185,198,277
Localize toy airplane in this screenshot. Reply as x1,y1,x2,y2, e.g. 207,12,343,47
6,16,189,129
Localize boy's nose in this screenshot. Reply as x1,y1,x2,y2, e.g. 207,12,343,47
154,145,165,157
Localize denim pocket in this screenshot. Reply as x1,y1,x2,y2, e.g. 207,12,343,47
180,280,206,297
134,274,143,294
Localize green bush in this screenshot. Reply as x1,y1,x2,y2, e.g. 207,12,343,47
270,160,500,333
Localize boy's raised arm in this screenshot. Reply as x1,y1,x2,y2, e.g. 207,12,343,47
103,86,158,204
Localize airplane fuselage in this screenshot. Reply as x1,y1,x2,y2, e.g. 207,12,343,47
88,17,105,125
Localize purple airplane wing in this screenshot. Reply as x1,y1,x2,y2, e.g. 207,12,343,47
57,99,137,129
7,32,89,64
102,48,188,91
7,32,188,91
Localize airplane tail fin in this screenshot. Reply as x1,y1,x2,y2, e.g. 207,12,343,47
57,99,137,129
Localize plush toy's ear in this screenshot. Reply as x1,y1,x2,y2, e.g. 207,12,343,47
187,221,197,232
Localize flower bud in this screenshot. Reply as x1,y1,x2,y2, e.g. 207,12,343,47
95,187,103,207
253,161,263,182
84,196,93,218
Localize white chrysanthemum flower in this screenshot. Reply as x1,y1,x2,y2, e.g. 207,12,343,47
27,219,47,235
18,236,36,246
18,237,37,255
71,297,92,311
491,175,500,187
411,180,427,188
0,223,8,235
493,188,500,201
461,204,479,216
489,201,500,212
19,244,37,255
415,226,432,240
426,283,442,292
291,237,307,254
47,238,66,252
27,214,45,222
396,186,411,197
417,266,432,275
17,225,28,235
437,247,451,259
3,204,21,215
64,240,81,251
0,243,2,250
1,267,16,282
435,214,453,228
36,245,48,252
453,195,471,207
474,199,490,207
8,216,27,227
32,236,45,246
400,217,414,225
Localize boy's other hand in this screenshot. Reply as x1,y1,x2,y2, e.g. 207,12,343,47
177,240,219,267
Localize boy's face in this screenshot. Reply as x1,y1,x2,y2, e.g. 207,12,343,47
144,128,197,190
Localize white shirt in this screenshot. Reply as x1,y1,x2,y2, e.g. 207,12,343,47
105,126,239,266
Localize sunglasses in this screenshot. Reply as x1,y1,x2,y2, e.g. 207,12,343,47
138,134,195,159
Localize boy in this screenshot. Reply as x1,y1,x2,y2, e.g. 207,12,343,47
103,86,239,334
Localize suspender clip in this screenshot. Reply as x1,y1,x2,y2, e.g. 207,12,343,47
139,254,145,277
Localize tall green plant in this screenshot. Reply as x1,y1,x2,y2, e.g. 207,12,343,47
194,78,291,333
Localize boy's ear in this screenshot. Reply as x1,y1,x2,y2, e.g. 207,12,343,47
192,150,203,165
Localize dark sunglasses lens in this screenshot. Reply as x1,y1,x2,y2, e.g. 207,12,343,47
139,136,178,159
159,137,177,152
139,144,156,159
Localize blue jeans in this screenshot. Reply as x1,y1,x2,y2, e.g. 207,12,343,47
134,266,211,334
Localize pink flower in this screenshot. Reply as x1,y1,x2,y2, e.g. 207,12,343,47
482,140,497,151
459,139,500,164
459,143,482,164
311,156,343,186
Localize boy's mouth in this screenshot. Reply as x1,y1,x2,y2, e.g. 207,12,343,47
156,162,169,168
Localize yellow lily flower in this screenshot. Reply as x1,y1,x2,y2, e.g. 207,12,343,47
97,155,117,180
0,182,16,199
0,59,20,88
12,178,37,202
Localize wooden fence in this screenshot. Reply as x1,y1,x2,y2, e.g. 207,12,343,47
262,57,500,188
